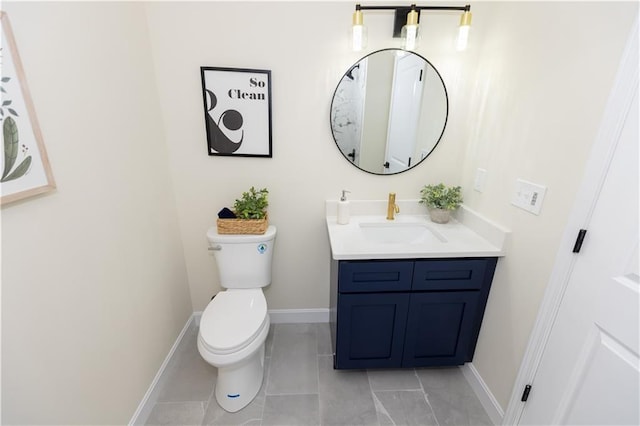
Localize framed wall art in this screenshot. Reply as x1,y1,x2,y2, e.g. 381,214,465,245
200,67,272,158
1,12,56,205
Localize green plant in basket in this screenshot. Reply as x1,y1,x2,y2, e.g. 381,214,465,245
419,183,463,210
233,187,269,219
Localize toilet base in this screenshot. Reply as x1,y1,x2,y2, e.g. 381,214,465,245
215,343,265,412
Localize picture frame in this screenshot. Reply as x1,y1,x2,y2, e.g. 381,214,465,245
1,12,56,205
200,67,272,158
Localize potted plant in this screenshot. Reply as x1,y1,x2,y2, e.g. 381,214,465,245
419,183,463,224
233,186,269,219
218,187,269,234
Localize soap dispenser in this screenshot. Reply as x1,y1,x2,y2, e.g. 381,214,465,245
337,190,351,225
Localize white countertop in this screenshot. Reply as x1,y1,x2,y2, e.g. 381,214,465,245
326,200,509,260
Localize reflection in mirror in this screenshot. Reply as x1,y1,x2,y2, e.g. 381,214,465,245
330,49,448,175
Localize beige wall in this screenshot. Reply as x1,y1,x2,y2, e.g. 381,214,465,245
1,2,192,424
447,1,637,410
1,1,636,423
143,1,465,313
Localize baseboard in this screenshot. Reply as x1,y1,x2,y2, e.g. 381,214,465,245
128,315,194,426
460,363,504,425
268,308,329,324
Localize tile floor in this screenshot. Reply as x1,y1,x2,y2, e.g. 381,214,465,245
144,322,492,426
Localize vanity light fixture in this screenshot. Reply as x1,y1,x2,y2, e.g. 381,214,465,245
352,3,472,52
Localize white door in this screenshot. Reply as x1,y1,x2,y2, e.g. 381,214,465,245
384,52,424,174
518,61,639,425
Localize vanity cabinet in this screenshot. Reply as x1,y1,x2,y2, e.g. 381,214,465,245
329,257,498,369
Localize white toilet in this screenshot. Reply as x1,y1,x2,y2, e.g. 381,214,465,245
198,225,276,413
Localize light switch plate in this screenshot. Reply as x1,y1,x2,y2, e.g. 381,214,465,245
512,178,547,215
474,168,487,192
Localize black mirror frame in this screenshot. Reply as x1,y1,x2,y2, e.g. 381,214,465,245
330,48,449,176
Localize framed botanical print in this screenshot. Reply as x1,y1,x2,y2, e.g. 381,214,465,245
1,12,56,205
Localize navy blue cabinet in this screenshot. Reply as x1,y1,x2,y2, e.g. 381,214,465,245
330,258,497,369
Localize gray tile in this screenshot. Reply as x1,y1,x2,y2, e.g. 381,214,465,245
316,322,333,355
143,323,493,426
145,401,204,426
373,390,438,426
157,325,217,402
262,394,320,426
416,367,492,426
318,355,378,426
201,358,270,425
266,324,319,394
368,369,421,391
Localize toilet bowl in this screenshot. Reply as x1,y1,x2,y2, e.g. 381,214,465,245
198,225,276,412
198,289,270,412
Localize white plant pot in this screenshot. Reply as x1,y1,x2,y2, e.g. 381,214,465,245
428,208,451,224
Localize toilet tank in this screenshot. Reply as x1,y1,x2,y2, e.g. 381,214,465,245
206,225,277,288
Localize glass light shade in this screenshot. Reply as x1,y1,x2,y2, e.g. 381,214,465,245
401,9,420,51
456,25,470,51
401,24,419,50
352,24,367,51
352,9,367,52
456,11,472,51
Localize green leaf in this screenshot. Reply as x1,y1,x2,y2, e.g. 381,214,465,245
2,116,18,180
232,187,269,219
419,183,463,210
1,77,10,83
2,100,11,106
2,155,31,182
7,108,18,116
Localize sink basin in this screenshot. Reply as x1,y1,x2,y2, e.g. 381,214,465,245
359,222,447,244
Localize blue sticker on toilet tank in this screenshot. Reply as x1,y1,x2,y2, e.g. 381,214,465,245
257,243,267,254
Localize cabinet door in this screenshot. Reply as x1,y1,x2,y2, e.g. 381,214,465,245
402,292,479,367
335,292,409,369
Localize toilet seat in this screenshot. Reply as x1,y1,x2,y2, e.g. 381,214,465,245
199,289,267,355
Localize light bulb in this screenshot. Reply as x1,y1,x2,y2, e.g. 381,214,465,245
352,9,367,51
456,11,472,51
401,8,420,51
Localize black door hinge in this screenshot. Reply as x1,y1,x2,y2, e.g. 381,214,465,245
521,384,532,402
572,229,588,253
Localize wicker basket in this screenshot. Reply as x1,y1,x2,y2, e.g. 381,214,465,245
216,216,268,235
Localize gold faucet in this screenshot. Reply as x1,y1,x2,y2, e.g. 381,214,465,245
387,193,400,220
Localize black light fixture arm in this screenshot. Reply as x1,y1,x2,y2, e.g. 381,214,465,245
355,4,471,12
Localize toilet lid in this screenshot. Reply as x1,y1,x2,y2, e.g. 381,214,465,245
199,289,267,354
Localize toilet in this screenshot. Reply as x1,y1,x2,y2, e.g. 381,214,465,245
198,225,276,413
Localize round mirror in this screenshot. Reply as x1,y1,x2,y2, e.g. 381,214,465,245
330,49,448,175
